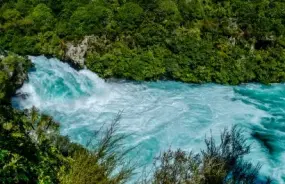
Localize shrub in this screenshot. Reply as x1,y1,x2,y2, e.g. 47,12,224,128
143,126,271,184
58,117,133,184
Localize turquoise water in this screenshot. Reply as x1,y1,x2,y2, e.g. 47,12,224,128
12,56,285,183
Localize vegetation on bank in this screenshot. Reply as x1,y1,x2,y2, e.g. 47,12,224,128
0,106,133,184
1,0,285,84
143,126,271,184
0,50,31,104
0,108,270,183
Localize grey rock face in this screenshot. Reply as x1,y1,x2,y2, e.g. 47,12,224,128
15,62,29,87
65,36,91,67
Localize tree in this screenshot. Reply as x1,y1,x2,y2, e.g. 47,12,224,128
27,3,55,31
69,4,112,36
116,2,143,30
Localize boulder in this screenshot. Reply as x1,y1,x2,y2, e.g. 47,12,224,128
65,36,90,68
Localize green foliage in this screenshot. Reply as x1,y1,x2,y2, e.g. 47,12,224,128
1,0,285,84
144,126,269,184
116,2,143,30
59,120,133,184
0,106,65,183
69,3,112,36
0,106,133,184
27,3,55,31
35,31,65,58
0,54,32,104
2,9,21,21
86,43,166,80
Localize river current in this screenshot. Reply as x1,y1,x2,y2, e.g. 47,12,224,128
12,56,285,183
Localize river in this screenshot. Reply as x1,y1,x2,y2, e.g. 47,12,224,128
12,56,285,183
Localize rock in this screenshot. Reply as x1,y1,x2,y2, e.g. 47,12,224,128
15,92,29,100
15,63,29,87
64,35,112,69
65,36,90,67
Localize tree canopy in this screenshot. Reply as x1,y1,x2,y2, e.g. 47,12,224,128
1,0,285,84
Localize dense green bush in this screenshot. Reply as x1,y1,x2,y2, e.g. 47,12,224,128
142,126,271,184
58,120,133,184
0,106,65,183
1,0,285,84
0,53,32,104
0,106,133,183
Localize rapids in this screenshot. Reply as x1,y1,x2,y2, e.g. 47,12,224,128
12,56,285,183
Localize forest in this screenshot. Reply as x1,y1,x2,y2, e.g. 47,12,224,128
1,0,285,84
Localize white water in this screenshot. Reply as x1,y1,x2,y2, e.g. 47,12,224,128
12,56,285,183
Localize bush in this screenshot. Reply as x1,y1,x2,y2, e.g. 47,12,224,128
0,107,134,184
58,119,133,184
142,126,271,184
0,54,32,104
